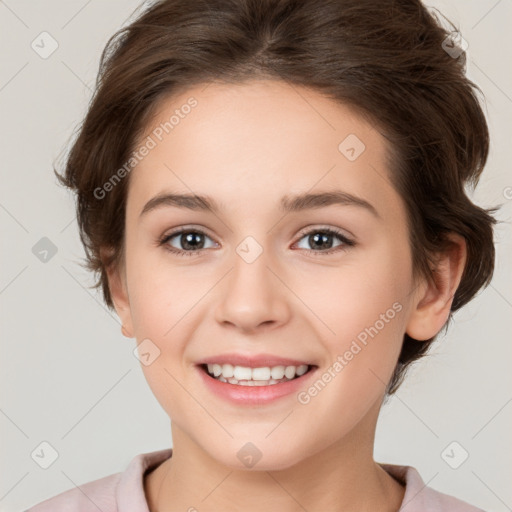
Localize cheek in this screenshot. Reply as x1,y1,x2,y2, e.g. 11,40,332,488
125,244,192,335
302,242,410,387
308,241,410,335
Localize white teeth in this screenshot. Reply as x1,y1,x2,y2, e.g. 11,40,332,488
252,367,271,380
205,363,310,384
270,365,285,379
222,364,234,378
296,364,308,376
227,377,288,386
284,366,296,379
233,366,252,381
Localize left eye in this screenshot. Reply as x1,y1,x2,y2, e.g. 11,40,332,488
294,228,355,253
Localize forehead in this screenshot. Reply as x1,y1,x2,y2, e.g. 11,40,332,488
127,80,402,223
138,79,383,161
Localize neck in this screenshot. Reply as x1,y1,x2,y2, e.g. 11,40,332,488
145,402,405,512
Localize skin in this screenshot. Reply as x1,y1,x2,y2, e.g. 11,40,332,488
104,80,467,511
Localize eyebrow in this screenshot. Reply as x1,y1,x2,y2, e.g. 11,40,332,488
139,190,380,219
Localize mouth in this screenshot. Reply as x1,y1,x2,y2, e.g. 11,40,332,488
198,362,317,386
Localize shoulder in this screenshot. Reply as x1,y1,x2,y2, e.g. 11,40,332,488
23,472,121,512
24,448,173,512
379,463,486,512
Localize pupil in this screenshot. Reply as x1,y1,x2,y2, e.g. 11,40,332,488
182,232,203,250
310,233,332,250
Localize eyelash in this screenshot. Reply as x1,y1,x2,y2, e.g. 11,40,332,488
158,226,356,257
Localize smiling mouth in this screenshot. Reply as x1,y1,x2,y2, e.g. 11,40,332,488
199,363,317,386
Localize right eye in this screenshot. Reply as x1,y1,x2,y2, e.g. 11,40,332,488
159,228,218,256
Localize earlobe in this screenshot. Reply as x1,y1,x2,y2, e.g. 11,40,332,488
110,269,135,338
405,233,467,341
102,249,134,338
121,325,132,338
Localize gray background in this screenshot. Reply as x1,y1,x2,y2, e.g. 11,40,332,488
1,1,511,511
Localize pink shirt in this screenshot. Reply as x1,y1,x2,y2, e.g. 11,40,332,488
25,448,485,511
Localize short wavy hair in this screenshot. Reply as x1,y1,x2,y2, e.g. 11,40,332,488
55,0,499,395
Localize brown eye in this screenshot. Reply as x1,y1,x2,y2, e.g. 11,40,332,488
159,229,217,256
294,228,355,254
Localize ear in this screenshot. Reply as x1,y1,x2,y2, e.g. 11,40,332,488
101,248,134,338
405,233,467,341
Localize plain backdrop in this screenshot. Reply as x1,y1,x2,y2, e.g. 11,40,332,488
1,1,511,511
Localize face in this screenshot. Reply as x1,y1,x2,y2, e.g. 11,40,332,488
109,79,429,471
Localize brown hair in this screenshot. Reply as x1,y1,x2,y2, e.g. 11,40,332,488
55,0,499,395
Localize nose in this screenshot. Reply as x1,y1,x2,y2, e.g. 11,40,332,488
214,246,291,333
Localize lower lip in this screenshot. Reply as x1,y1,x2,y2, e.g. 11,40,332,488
196,365,318,405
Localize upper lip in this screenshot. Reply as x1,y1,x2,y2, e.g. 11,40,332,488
196,353,315,368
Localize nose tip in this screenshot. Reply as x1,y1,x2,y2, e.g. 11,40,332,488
214,253,291,333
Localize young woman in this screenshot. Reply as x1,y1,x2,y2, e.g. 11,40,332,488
26,0,497,510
